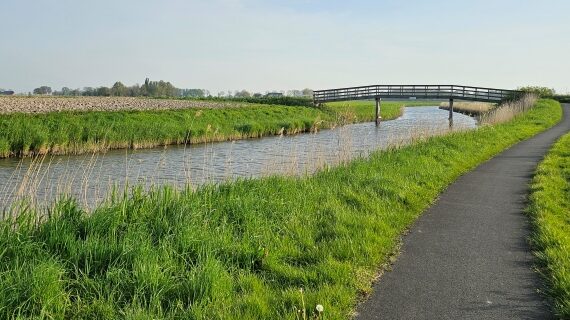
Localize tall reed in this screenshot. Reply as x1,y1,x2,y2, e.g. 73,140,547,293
439,101,495,116
479,94,538,125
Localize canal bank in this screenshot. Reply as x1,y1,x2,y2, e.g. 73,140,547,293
1,106,475,208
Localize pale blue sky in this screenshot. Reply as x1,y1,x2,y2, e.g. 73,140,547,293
1,0,569,93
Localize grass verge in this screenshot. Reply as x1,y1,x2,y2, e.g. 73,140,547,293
0,99,561,319
0,101,421,158
528,132,570,318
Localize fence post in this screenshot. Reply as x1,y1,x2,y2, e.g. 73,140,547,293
375,97,381,127
449,98,454,126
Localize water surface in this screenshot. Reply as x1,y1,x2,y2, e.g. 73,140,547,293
0,107,476,209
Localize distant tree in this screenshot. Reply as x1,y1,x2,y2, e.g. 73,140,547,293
253,92,263,98
127,84,140,97
138,78,178,97
234,90,251,98
217,91,226,97
153,80,165,96
518,86,555,98
157,80,178,97
180,89,206,98
141,77,151,96
53,87,71,96
96,86,111,96
33,86,52,95
83,87,95,96
287,89,303,97
111,81,128,96
38,79,208,99
302,88,313,97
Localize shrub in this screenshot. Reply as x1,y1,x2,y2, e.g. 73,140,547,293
518,86,556,98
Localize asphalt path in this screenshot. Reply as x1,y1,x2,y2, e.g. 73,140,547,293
357,104,570,319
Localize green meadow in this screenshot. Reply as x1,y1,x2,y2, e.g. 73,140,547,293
0,99,561,319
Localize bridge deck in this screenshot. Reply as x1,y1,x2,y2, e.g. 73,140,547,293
313,85,521,104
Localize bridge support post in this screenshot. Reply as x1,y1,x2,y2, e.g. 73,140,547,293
375,97,381,127
448,98,454,126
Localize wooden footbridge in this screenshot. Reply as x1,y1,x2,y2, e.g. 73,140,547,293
313,85,523,126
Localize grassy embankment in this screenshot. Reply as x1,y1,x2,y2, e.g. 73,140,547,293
528,132,570,318
0,99,561,319
0,100,425,158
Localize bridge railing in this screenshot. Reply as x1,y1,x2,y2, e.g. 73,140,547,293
313,85,522,104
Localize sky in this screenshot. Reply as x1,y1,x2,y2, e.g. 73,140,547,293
1,0,569,94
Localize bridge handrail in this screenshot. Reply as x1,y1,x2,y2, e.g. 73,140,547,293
313,85,523,104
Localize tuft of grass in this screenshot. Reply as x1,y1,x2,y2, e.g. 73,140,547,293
527,132,570,318
0,99,561,319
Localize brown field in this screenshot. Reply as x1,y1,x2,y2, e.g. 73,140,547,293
0,96,249,114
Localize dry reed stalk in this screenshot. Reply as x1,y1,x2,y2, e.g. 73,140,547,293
479,94,538,125
439,101,495,115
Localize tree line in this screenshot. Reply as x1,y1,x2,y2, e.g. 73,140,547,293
0,88,15,95
29,78,313,99
45,78,209,98
517,86,556,98
517,86,570,103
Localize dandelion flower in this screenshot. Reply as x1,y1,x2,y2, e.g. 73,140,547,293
316,304,324,313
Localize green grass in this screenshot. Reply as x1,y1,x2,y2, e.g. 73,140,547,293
0,99,561,319
528,132,570,318
0,100,420,158
184,96,316,107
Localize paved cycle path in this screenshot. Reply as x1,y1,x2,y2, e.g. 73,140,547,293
357,104,569,319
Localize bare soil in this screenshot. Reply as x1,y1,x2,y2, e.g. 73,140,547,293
0,96,248,114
